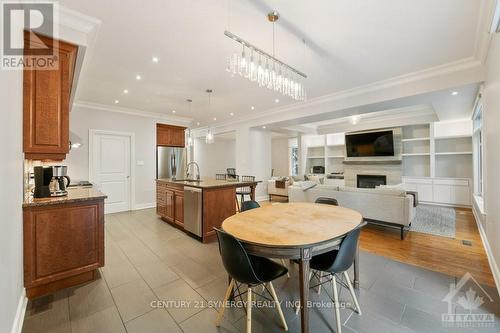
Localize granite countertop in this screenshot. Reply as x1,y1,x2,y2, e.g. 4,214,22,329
23,188,107,208
156,178,260,189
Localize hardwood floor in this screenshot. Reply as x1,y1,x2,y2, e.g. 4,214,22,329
266,200,496,287
359,207,495,287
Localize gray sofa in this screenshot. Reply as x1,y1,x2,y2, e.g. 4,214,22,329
288,184,416,239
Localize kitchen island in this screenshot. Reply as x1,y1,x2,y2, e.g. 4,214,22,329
156,178,259,242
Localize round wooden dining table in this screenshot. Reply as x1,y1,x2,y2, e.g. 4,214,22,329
222,202,364,333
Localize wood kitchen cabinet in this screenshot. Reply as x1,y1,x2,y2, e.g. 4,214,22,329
23,32,78,161
156,182,183,227
157,123,186,147
174,193,184,227
23,194,105,299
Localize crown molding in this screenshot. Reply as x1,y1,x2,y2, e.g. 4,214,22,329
73,101,193,126
317,105,438,134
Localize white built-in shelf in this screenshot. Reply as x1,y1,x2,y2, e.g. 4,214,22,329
435,152,473,156
307,145,325,148
327,155,345,158
402,153,431,156
402,137,430,142
326,144,345,147
307,156,325,159
435,135,472,140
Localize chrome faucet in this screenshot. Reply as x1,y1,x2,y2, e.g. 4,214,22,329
186,162,201,181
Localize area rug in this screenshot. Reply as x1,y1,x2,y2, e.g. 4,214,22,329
410,204,456,238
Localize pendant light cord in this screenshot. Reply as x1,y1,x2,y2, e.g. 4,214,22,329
272,21,276,57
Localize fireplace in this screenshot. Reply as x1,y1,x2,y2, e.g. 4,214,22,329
357,175,387,188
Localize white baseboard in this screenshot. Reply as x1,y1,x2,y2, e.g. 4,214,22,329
419,201,472,209
11,289,27,333
134,202,156,210
472,204,500,296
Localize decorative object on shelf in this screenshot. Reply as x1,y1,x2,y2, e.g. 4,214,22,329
205,89,215,144
224,11,307,101
186,99,193,147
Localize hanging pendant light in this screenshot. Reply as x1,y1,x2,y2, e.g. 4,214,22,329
186,99,193,147
224,11,307,101
205,89,215,144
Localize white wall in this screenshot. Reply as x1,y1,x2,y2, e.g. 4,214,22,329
482,30,500,289
193,138,235,178
0,62,25,331
66,105,185,207
271,137,289,176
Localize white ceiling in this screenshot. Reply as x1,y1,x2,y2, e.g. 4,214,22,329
61,0,483,127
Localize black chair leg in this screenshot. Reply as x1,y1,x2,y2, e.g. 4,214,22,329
240,194,245,210
400,227,404,240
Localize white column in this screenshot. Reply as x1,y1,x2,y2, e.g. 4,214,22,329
235,126,272,201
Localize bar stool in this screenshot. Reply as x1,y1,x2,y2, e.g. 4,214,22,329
216,174,226,180
236,175,255,212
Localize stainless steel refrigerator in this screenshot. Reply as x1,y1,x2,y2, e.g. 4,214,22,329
156,147,187,179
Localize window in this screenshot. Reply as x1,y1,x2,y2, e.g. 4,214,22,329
472,101,484,198
288,138,299,176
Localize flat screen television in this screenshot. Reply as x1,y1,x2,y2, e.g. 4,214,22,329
345,130,394,157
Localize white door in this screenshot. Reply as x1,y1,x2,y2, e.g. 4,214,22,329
91,131,132,214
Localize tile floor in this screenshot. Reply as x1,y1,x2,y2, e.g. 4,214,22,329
22,208,500,333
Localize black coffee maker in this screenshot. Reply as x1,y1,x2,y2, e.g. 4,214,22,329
34,166,71,198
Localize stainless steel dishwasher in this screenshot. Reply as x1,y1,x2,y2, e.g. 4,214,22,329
184,186,202,237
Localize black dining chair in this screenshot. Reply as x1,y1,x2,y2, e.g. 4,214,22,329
295,225,364,333
314,197,338,295
214,228,288,332
315,197,339,206
236,175,255,212
240,200,260,212
240,201,290,278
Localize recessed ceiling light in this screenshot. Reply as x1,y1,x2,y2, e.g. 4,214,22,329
123,89,129,94
349,115,361,125
451,91,459,96
213,117,217,121
274,98,280,103
262,126,266,129
114,100,119,104
230,112,234,116
152,56,159,63
135,75,142,80
251,106,255,110
196,122,200,126
172,110,176,114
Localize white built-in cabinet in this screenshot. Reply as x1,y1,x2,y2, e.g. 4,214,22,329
401,119,473,206
300,119,473,207
302,133,345,175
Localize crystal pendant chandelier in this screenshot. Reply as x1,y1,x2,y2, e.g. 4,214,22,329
225,11,307,101
186,99,193,147
205,89,215,144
